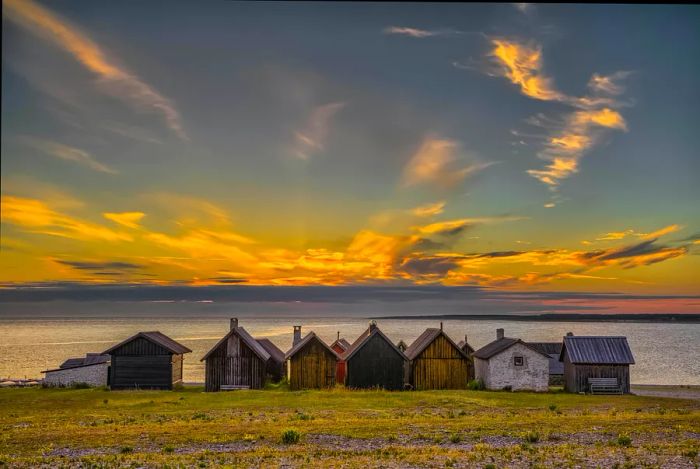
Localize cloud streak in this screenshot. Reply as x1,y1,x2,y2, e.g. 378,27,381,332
383,26,463,38
293,102,345,160
22,137,117,174
4,0,187,139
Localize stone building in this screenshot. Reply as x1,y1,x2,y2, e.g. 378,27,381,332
472,329,549,392
42,353,110,387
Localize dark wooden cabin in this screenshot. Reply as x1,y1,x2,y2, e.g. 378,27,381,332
527,342,564,385
559,334,635,394
256,338,286,382
405,325,470,390
330,332,351,384
285,330,339,390
456,335,475,381
103,331,191,390
343,322,406,390
201,319,270,391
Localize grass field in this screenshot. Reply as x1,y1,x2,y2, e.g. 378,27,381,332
1,385,699,468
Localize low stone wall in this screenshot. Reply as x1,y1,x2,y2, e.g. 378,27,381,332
43,363,109,387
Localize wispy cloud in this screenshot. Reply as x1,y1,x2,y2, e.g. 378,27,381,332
491,39,562,101
293,102,345,160
22,137,117,174
4,0,187,139
402,136,494,188
103,212,145,229
383,26,463,38
411,201,446,217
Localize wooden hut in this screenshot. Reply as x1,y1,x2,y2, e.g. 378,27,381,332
330,332,351,384
285,329,339,390
201,319,270,391
527,342,564,385
103,331,191,390
456,335,475,381
343,322,406,390
405,325,470,390
560,334,635,394
256,338,286,382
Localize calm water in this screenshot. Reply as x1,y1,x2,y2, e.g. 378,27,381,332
1,302,698,385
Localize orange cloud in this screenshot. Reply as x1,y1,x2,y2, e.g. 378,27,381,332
103,212,145,229
491,39,562,101
411,201,446,217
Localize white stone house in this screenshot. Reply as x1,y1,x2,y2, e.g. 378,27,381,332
472,329,550,392
42,353,110,387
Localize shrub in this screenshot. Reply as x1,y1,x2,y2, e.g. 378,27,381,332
548,404,557,412
163,445,175,453
484,465,496,469
120,446,133,454
71,382,91,389
617,434,632,447
281,429,300,444
449,433,461,443
524,431,540,443
467,379,485,390
683,449,697,458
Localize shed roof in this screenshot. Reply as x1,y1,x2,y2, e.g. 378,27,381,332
526,342,563,355
456,339,475,354
343,326,407,362
472,337,550,360
404,328,469,360
43,353,110,373
285,332,339,360
103,331,192,355
200,326,271,362
560,336,635,365
331,338,352,351
256,338,285,364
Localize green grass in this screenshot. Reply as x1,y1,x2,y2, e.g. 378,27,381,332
0,386,698,467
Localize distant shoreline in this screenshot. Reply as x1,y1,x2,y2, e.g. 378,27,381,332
370,313,700,323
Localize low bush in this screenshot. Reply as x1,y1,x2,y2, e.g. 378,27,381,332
617,434,632,447
281,429,300,444
467,379,485,390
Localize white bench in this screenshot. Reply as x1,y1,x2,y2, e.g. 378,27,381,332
220,385,250,391
588,377,622,394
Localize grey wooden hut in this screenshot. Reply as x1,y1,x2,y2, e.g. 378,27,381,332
559,334,635,394
343,321,407,390
256,338,286,382
527,342,564,385
103,331,191,390
405,325,470,390
201,318,270,391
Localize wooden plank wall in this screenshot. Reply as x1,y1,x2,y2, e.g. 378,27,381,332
204,332,265,392
110,355,173,389
171,354,183,384
563,353,630,393
346,334,405,390
110,337,169,356
288,338,336,390
411,335,469,390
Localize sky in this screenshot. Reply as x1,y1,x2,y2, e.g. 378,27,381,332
1,1,699,310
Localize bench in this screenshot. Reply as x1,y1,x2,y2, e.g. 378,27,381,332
588,377,622,394
220,385,250,391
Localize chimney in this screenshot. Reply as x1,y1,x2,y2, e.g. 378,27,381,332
496,328,504,340
566,332,574,337
440,322,443,331
369,320,377,332
293,326,302,345
230,318,238,330
337,331,340,341
464,334,468,344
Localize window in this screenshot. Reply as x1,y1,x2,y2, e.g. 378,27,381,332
514,356,524,366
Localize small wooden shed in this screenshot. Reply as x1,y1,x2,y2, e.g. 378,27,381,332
560,334,635,394
103,331,191,390
343,322,406,390
330,332,351,384
201,319,271,391
256,338,286,382
456,335,476,381
405,326,470,390
285,331,339,390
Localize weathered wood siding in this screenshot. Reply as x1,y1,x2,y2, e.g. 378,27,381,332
288,338,337,390
109,337,170,356
110,355,173,389
204,333,266,391
171,354,183,384
346,334,405,390
563,352,630,393
411,335,469,390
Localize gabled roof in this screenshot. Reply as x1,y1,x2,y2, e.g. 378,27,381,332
331,338,352,352
343,326,407,362
560,336,635,365
404,328,469,360
103,331,192,355
43,353,109,373
256,338,285,364
527,342,563,355
285,332,339,360
200,326,271,362
472,337,550,360
456,339,475,354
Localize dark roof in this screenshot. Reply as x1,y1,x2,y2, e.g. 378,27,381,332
404,328,469,360
343,326,407,362
472,337,551,360
526,342,563,355
548,355,564,375
103,331,192,355
331,338,352,351
456,340,475,354
256,338,285,364
560,336,635,365
44,353,109,373
200,327,271,362
285,332,339,360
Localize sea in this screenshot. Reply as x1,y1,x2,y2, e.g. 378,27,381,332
1,301,698,385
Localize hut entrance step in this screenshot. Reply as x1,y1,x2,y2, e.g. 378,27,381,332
588,378,622,394
220,385,251,391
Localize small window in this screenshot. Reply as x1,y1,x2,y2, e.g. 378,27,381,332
514,356,524,366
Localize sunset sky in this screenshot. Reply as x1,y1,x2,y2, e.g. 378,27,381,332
2,1,699,305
